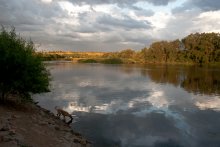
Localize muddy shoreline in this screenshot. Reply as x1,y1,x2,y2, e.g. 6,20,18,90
0,103,91,147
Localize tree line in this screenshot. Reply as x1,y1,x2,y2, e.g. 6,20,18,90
40,32,220,65
142,32,220,64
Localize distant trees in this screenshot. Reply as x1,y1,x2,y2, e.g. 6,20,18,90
118,49,135,58
0,27,50,103
142,40,181,63
182,33,220,64
141,32,220,64
39,32,220,65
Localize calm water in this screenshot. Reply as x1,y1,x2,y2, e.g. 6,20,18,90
34,61,220,147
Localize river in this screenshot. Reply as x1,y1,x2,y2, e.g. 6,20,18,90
34,61,220,147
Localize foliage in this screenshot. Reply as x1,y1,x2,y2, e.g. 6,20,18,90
0,27,50,102
78,59,98,63
118,49,135,58
38,51,104,61
38,32,220,65
141,32,220,64
182,33,220,64
101,58,123,64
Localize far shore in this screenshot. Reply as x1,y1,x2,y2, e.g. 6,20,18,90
43,58,220,67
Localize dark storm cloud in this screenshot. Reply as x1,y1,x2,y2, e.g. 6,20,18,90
0,0,154,51
147,0,175,6
189,0,220,11
97,14,152,30
0,0,64,27
172,0,220,13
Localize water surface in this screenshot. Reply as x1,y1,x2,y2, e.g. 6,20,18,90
34,62,220,147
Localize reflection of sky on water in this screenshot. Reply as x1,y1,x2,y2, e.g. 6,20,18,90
34,62,220,147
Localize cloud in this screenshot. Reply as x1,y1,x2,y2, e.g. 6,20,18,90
133,8,155,17
0,0,219,51
188,0,220,11
97,14,152,30
66,0,175,7
172,0,220,13
147,0,176,6
41,0,53,3
152,3,220,41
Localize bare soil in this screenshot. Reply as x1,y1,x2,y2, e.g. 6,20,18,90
0,102,91,147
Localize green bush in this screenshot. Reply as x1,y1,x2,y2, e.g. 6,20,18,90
0,27,50,103
101,58,123,64
78,58,98,63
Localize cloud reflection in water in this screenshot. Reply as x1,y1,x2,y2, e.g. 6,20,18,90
34,63,220,147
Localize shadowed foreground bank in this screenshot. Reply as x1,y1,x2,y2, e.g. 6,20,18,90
0,103,91,147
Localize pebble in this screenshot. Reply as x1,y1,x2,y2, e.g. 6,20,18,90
11,115,19,119
54,126,60,130
40,111,45,116
0,135,3,143
9,129,16,135
39,121,47,126
73,138,81,144
0,125,10,131
2,136,12,142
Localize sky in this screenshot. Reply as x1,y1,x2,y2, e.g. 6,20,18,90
0,0,220,51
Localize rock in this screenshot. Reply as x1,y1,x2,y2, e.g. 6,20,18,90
9,129,16,135
73,138,81,144
40,110,45,116
73,132,82,137
0,140,18,147
61,128,71,132
11,115,19,119
0,135,3,143
80,140,87,145
54,126,60,130
2,136,13,142
0,125,10,131
34,101,39,105
39,121,47,126
47,120,55,125
31,116,36,120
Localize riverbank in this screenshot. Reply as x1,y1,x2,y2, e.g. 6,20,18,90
0,102,91,147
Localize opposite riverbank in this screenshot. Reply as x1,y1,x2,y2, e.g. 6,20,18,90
0,102,91,147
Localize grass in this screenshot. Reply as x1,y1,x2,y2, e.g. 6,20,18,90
78,58,124,64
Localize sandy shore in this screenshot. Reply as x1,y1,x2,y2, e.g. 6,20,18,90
0,103,91,147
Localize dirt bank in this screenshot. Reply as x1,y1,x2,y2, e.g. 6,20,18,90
0,103,91,147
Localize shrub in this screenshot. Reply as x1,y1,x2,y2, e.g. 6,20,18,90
101,58,123,64
0,27,50,103
78,59,98,63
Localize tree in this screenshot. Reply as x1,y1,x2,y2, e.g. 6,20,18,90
142,40,181,63
182,32,220,64
118,49,135,58
0,27,50,102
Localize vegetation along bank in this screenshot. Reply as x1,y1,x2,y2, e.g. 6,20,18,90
0,27,90,147
39,32,220,65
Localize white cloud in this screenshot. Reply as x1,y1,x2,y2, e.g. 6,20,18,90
194,10,220,32
41,0,52,4
195,96,220,111
1,0,220,51
146,11,174,40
